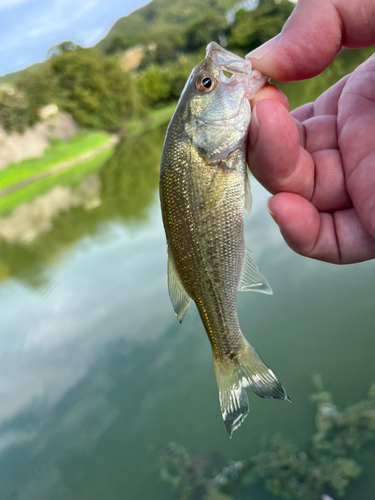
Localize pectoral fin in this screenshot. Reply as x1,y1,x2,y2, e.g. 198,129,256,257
168,252,191,323
238,249,273,295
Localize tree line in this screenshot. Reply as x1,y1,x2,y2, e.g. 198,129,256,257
0,0,294,134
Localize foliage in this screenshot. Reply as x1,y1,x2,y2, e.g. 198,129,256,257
2,0,374,137
105,35,140,55
0,89,30,133
136,54,198,107
15,66,54,124
136,65,172,106
48,47,143,131
97,0,237,54
227,0,294,53
47,40,78,58
159,376,375,500
185,12,227,52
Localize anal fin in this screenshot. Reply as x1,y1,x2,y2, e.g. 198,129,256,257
238,248,273,295
168,251,191,323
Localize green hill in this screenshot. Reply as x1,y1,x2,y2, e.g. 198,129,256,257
1,0,238,83
0,62,44,86
96,0,238,53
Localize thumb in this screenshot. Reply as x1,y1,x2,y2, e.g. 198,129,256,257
246,0,375,81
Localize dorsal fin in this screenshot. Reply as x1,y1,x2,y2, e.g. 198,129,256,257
168,251,191,323
238,249,273,295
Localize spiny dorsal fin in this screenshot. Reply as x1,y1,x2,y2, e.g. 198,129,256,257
245,173,252,219
238,248,273,295
168,251,191,323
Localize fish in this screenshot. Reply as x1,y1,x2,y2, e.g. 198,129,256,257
159,42,290,437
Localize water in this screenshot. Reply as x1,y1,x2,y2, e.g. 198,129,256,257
0,125,374,500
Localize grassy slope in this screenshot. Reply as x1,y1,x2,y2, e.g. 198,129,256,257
0,131,110,191
0,101,174,216
0,148,113,216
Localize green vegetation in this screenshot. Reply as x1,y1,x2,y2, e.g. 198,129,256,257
48,46,143,130
1,0,373,136
0,88,30,133
0,130,110,192
0,148,113,217
160,376,375,500
96,0,236,54
0,0,294,133
228,1,293,52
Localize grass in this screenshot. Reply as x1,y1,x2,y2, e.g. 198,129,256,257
0,102,173,216
0,130,111,192
0,148,114,216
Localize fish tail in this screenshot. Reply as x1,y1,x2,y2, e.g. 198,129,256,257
212,340,290,437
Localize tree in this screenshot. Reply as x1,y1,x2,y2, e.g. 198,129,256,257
228,0,294,53
105,35,139,55
0,89,30,133
136,65,171,105
49,47,142,130
185,12,227,52
16,67,55,124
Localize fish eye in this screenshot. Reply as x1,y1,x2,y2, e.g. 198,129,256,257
196,74,217,93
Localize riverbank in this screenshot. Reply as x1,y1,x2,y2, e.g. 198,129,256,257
0,131,116,216
0,130,111,194
0,103,174,218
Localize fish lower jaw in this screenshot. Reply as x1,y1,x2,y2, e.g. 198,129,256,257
194,97,249,128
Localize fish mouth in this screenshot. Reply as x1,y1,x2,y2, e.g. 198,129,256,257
205,42,268,100
206,42,252,76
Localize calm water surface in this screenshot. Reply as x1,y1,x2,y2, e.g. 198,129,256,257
0,126,374,499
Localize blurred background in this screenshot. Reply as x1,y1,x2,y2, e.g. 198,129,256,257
0,0,374,499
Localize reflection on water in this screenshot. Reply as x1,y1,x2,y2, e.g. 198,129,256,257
0,123,374,500
0,125,165,289
100,126,164,225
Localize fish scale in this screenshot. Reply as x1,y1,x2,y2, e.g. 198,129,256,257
160,42,290,436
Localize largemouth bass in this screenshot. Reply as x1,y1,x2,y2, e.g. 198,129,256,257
159,43,289,436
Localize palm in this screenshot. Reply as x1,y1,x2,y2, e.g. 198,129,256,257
247,56,375,264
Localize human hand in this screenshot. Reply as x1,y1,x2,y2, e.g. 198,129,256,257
246,0,375,264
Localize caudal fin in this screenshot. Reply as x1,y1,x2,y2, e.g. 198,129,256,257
213,342,290,437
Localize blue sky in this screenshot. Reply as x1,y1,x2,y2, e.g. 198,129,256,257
0,0,149,76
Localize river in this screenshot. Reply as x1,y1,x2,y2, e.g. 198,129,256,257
0,115,374,499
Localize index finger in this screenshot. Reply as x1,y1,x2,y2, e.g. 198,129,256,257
246,0,375,81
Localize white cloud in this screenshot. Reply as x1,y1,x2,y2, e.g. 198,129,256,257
0,0,30,9
23,0,100,39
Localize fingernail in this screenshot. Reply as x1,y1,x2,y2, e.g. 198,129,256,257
249,103,260,146
246,34,281,60
267,196,277,221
